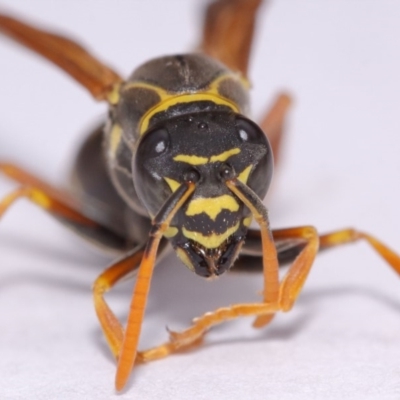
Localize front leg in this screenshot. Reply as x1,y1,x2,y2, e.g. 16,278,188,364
139,226,400,360
138,303,278,362
140,228,316,357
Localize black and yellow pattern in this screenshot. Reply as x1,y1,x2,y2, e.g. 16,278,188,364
101,53,273,277
103,54,251,217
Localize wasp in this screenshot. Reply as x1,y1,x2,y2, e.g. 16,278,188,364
0,0,399,393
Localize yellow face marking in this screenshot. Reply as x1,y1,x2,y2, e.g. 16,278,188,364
186,195,239,221
109,124,122,159
173,154,208,165
164,177,181,193
243,216,253,227
237,165,253,184
164,226,179,238
176,248,194,271
182,222,240,249
209,148,240,163
174,148,241,166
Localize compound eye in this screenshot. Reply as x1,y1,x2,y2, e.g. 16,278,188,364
235,116,264,144
139,127,170,158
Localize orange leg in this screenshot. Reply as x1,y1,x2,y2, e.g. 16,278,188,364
93,246,145,359
319,228,400,270
0,162,80,211
114,181,196,391
0,185,97,228
0,162,129,250
0,163,146,368
136,226,400,359
0,163,194,388
0,14,122,101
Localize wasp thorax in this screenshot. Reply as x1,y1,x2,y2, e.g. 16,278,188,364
132,110,273,277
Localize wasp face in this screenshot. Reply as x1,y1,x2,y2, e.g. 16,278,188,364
133,109,273,277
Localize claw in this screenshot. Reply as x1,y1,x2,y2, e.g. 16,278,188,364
167,328,181,342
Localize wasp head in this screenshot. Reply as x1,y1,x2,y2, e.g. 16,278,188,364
133,110,272,277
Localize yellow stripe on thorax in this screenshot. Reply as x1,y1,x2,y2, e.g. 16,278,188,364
123,73,244,135
108,124,122,159
186,195,239,221
107,83,121,105
140,93,239,134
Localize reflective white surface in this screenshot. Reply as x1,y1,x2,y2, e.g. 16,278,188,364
0,1,400,399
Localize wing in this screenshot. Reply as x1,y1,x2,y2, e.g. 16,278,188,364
0,13,122,101
200,0,264,77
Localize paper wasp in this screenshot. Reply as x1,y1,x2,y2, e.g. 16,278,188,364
0,0,399,393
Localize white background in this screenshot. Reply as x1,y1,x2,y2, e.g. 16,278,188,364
1,1,400,399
